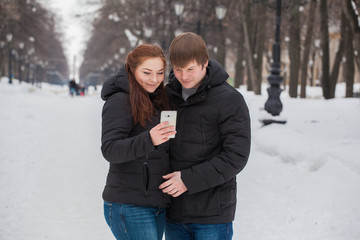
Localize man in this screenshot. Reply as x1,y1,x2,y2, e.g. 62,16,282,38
159,32,251,239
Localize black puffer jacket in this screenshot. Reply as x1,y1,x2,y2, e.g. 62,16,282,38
166,59,251,224
101,66,170,207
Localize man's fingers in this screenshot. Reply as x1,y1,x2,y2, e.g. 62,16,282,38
162,172,175,180
159,179,172,189
172,191,182,198
161,185,176,194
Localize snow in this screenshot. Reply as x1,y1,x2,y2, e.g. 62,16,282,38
0,77,360,240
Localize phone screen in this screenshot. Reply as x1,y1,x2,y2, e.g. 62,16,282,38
160,111,177,138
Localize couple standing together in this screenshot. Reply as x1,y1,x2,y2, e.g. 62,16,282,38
101,32,251,240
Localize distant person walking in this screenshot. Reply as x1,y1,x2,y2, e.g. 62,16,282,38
100,44,176,240
69,78,78,96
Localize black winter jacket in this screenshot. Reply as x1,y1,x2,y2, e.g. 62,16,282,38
166,59,251,224
101,67,170,207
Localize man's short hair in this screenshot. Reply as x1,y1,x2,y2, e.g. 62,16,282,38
169,32,209,68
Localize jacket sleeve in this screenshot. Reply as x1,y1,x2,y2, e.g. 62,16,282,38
181,91,251,194
101,92,155,163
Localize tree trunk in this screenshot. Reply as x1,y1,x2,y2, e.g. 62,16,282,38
320,0,331,99
234,41,245,88
253,1,267,95
288,1,301,98
216,24,226,68
239,0,259,94
342,0,360,76
329,11,346,98
300,0,317,98
309,50,316,87
343,19,355,97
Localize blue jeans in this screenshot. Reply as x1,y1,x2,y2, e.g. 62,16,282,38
104,201,165,240
165,221,233,240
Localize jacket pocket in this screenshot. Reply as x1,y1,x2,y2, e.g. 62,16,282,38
181,187,222,217
143,162,150,196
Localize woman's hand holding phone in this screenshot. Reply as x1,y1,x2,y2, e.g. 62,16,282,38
149,122,176,146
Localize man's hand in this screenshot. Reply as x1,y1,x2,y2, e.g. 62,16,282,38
159,171,188,197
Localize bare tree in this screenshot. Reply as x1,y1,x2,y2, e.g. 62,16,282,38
320,0,331,99
342,11,355,97
300,0,318,98
238,0,261,94
253,1,267,95
288,0,301,98
0,0,68,80
342,0,360,78
329,11,346,98
234,34,246,88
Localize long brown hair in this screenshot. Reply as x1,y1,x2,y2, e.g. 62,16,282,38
125,44,169,127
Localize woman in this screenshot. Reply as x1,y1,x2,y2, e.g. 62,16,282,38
101,44,176,240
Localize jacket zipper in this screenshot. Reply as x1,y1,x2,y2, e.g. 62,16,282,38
143,153,150,197
143,162,149,197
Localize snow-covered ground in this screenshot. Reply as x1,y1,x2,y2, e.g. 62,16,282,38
0,77,359,240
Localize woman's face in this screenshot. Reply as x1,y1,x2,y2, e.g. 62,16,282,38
134,57,165,93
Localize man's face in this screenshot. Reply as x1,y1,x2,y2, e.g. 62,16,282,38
173,60,208,89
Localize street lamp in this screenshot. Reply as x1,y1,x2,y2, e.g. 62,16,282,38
173,3,227,66
215,5,227,23
18,42,25,83
174,29,183,37
215,4,227,68
29,36,35,43
27,47,35,84
261,0,286,125
119,48,126,55
144,27,153,42
33,55,38,85
0,41,5,76
174,2,201,35
37,60,43,88
6,33,13,84
44,61,48,83
174,2,184,24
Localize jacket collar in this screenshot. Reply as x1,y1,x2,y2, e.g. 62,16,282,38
167,59,229,104
101,65,129,101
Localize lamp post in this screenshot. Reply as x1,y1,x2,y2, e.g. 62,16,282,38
262,0,286,125
174,2,184,25
25,56,30,83
174,2,201,35
27,47,35,84
215,4,227,68
175,2,227,36
174,2,227,66
215,5,227,23
28,37,36,84
18,42,24,83
144,27,153,42
0,41,5,76
7,33,13,84
37,60,45,88
43,61,48,83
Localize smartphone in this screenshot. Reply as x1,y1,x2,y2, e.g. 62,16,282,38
160,111,177,138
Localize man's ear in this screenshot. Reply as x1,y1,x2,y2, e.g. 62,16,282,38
202,60,209,69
